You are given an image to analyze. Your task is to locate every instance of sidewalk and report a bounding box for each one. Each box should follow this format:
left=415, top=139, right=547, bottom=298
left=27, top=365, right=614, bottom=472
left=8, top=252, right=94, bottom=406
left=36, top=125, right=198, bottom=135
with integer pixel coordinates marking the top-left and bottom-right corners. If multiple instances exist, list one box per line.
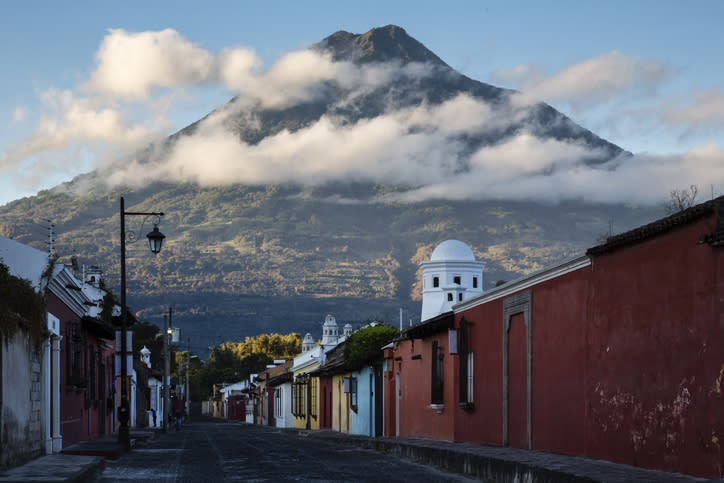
left=292, top=429, right=716, bottom=482
left=0, top=430, right=158, bottom=483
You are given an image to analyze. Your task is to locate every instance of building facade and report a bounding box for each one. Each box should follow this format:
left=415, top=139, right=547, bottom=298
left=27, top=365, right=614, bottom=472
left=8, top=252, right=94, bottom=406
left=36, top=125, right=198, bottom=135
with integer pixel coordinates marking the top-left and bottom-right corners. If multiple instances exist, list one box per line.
left=388, top=201, right=724, bottom=478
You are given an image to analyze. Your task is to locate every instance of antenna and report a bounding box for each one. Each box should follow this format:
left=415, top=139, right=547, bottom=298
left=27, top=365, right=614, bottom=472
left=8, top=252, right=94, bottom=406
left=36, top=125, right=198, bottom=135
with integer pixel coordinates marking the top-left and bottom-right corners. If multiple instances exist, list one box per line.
left=46, top=220, right=56, bottom=259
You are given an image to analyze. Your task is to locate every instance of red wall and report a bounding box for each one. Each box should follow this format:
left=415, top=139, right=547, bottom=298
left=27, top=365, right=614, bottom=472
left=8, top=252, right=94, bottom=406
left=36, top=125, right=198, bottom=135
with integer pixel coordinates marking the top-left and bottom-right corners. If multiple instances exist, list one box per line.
left=394, top=334, right=455, bottom=440
left=319, top=376, right=333, bottom=429
left=448, top=214, right=723, bottom=478
left=383, top=350, right=396, bottom=437
left=454, top=300, right=504, bottom=445
left=529, top=269, right=588, bottom=454
left=584, top=217, right=724, bottom=477
left=226, top=398, right=246, bottom=420
left=453, top=267, right=589, bottom=454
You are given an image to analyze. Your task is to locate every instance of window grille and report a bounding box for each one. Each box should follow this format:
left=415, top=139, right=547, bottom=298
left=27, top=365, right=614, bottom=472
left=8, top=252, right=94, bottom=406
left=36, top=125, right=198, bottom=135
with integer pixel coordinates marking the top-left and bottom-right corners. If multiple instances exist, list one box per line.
left=350, top=377, right=358, bottom=411
left=311, top=378, right=317, bottom=418
left=458, top=317, right=474, bottom=410
left=431, top=341, right=444, bottom=404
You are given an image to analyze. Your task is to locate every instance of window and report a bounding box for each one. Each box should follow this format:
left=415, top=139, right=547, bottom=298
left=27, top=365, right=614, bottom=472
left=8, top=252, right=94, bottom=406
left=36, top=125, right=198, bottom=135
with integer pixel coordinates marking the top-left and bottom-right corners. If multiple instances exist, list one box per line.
left=473, top=277, right=478, bottom=288
left=458, top=293, right=463, bottom=302
left=431, top=341, right=444, bottom=404
left=88, top=346, right=96, bottom=403
left=467, top=353, right=474, bottom=404
left=274, top=388, right=282, bottom=418
left=454, top=276, right=461, bottom=285
left=458, top=317, right=474, bottom=410
left=447, top=293, right=453, bottom=302
left=350, top=377, right=358, bottom=411
left=293, top=378, right=307, bottom=417
left=311, top=378, right=317, bottom=418
left=433, top=276, right=439, bottom=288
left=66, top=322, right=84, bottom=390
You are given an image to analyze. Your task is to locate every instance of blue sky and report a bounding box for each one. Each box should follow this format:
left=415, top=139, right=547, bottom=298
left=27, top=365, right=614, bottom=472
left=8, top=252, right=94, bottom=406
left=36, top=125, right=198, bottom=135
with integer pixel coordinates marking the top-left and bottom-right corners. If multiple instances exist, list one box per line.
left=1, top=1, right=723, bottom=206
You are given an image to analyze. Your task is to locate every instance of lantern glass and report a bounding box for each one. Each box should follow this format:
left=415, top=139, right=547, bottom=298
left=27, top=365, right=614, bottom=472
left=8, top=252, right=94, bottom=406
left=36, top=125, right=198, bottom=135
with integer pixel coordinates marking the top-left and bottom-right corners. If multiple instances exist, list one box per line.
left=146, top=225, right=165, bottom=254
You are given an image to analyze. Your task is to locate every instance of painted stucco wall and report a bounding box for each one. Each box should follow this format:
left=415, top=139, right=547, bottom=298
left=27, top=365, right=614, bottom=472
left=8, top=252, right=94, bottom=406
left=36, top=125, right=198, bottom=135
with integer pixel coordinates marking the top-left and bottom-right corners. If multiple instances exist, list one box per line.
left=318, top=376, right=333, bottom=429
left=331, top=374, right=351, bottom=433
left=585, top=216, right=724, bottom=478
left=0, top=332, right=45, bottom=470
left=292, top=364, right=320, bottom=430
left=350, top=366, right=374, bottom=437
left=449, top=213, right=723, bottom=478
left=47, top=292, right=115, bottom=447
left=273, top=383, right=294, bottom=428
left=393, top=334, right=455, bottom=440
left=453, top=299, right=504, bottom=446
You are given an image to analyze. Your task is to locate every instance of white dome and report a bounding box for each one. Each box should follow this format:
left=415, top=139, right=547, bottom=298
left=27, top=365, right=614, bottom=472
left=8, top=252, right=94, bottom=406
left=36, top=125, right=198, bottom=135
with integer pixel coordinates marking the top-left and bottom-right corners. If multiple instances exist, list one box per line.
left=430, top=240, right=475, bottom=261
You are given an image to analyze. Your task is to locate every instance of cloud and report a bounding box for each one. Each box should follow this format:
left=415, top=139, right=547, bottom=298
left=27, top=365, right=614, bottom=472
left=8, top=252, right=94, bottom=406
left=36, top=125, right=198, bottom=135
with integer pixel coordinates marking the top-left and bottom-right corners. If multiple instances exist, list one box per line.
left=393, top=142, right=724, bottom=205
left=6, top=28, right=723, bottom=208
left=12, top=105, right=29, bottom=123
left=84, top=28, right=215, bottom=100
left=100, top=86, right=724, bottom=208
left=218, top=47, right=438, bottom=109
left=492, top=51, right=670, bottom=110
left=663, top=87, right=724, bottom=128
left=0, top=88, right=169, bottom=188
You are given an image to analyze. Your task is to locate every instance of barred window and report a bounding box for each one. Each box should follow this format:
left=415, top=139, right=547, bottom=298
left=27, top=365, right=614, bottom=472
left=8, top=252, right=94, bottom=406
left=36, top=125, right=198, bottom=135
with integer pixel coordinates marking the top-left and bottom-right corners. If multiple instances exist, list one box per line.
left=350, top=377, right=358, bottom=411
left=275, top=388, right=282, bottom=418
left=467, top=352, right=474, bottom=403
left=458, top=317, right=474, bottom=409
left=431, top=340, right=444, bottom=404
left=311, top=378, right=317, bottom=418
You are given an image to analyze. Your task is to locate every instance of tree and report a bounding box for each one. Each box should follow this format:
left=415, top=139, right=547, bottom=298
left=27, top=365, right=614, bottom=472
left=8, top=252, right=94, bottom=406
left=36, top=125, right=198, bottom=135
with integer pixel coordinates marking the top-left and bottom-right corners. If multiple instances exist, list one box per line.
left=666, top=185, right=698, bottom=214
left=344, top=324, right=399, bottom=371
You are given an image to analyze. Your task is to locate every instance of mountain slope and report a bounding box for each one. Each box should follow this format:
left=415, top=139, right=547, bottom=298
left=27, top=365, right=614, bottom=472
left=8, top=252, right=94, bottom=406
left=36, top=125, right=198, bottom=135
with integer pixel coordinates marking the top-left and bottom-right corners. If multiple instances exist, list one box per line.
left=0, top=26, right=661, bottom=356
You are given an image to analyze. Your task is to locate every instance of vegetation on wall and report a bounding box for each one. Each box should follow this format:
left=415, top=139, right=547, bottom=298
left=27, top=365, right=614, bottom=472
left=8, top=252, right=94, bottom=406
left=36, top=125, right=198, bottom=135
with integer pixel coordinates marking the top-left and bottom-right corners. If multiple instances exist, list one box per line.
left=0, top=262, right=48, bottom=351
left=344, top=324, right=399, bottom=370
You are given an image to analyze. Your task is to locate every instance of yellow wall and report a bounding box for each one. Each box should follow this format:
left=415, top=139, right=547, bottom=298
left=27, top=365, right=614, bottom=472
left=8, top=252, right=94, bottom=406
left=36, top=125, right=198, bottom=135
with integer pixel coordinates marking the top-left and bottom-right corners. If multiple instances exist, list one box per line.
left=332, top=373, right=351, bottom=433
left=293, top=363, right=320, bottom=429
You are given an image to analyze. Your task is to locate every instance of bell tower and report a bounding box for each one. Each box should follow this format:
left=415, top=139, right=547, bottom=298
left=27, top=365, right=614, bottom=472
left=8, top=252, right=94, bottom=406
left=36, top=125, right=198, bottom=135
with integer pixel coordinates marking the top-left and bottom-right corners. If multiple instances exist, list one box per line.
left=420, top=240, right=485, bottom=322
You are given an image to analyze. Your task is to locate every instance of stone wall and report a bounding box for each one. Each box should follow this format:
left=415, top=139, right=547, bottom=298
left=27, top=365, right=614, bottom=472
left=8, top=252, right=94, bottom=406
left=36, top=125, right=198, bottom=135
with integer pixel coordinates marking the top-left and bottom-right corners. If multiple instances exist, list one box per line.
left=0, top=331, right=45, bottom=470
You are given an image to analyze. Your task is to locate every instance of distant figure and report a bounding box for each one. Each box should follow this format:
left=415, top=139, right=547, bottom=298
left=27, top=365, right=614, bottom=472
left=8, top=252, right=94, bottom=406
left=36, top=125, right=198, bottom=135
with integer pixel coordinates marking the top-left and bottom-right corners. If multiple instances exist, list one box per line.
left=172, top=397, right=183, bottom=431
left=118, top=397, right=130, bottom=427
left=151, top=408, right=157, bottom=427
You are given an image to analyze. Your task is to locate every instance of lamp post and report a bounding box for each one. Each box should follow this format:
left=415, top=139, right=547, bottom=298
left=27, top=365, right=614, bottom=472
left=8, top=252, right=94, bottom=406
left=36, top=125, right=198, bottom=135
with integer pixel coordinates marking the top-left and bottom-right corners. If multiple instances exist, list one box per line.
left=162, top=313, right=168, bottom=433
left=119, top=196, right=165, bottom=451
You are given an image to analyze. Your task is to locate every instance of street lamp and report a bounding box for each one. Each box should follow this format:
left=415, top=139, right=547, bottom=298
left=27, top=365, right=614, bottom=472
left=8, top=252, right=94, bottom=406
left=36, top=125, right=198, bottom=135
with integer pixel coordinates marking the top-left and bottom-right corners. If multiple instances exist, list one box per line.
left=119, top=196, right=165, bottom=451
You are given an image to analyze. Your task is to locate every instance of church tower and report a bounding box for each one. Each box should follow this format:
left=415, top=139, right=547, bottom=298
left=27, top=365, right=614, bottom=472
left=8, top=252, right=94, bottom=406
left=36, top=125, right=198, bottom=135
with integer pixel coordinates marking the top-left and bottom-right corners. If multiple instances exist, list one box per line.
left=302, top=333, right=315, bottom=352
left=321, top=314, right=339, bottom=347
left=420, top=240, right=485, bottom=322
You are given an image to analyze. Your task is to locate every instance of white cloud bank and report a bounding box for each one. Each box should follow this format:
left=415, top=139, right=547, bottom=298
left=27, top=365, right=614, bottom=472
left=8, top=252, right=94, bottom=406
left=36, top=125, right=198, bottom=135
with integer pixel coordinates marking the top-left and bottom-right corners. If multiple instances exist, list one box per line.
left=3, top=28, right=723, bottom=206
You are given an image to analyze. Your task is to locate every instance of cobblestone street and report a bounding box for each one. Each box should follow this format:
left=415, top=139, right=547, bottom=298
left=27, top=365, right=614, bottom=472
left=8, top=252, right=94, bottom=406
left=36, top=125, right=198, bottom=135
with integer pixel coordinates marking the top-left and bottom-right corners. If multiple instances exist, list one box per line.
left=96, top=419, right=475, bottom=482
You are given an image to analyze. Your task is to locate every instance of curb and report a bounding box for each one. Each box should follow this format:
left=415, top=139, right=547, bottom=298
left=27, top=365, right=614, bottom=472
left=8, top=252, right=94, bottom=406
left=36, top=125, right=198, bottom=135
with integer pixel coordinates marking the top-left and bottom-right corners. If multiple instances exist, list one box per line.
left=297, top=431, right=707, bottom=483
